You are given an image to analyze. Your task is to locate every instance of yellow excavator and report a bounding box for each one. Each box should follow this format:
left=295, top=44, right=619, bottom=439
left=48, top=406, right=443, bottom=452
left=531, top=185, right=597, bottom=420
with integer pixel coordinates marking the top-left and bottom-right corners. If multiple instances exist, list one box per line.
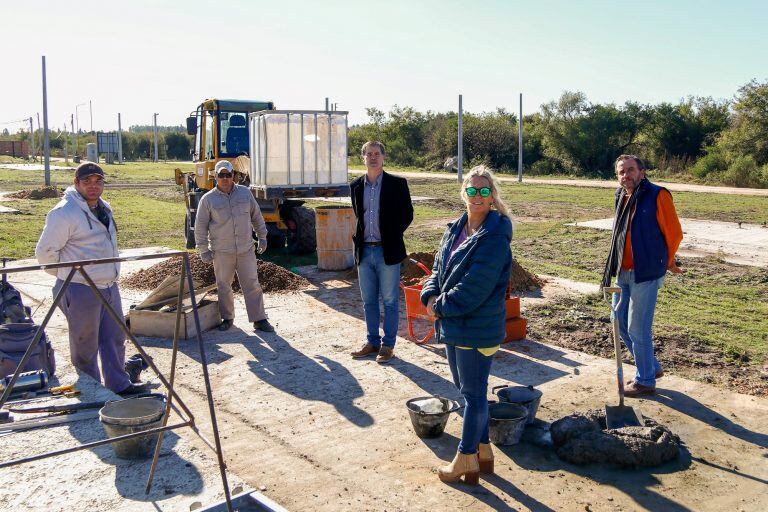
left=175, top=99, right=349, bottom=253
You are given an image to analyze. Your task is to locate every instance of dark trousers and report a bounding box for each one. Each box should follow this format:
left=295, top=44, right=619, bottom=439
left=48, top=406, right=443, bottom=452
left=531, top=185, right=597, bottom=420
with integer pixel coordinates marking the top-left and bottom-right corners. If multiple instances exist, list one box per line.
left=446, top=345, right=493, bottom=454
left=54, top=280, right=131, bottom=393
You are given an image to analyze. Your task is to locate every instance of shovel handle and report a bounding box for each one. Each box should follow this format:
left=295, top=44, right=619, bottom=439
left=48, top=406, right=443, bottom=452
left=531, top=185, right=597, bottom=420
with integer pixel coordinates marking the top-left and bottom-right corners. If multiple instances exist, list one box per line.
left=603, top=287, right=625, bottom=407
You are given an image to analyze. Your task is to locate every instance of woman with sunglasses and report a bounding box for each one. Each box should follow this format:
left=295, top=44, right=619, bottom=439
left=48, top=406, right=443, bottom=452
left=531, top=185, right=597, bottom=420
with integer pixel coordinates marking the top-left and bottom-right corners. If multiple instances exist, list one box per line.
left=420, top=165, right=512, bottom=485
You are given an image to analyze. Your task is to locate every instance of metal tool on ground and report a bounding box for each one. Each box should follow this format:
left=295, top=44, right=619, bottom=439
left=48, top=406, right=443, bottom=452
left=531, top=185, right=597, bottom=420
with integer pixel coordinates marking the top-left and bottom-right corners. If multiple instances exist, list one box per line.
left=603, top=286, right=644, bottom=429
left=1, top=369, right=48, bottom=395
left=8, top=393, right=165, bottom=414
left=0, top=409, right=99, bottom=434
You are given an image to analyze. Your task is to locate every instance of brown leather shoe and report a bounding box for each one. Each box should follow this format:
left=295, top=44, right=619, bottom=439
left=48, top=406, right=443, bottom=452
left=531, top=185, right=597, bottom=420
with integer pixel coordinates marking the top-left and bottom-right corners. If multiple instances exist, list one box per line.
left=627, top=369, right=664, bottom=385
left=376, top=346, right=394, bottom=364
left=624, top=380, right=656, bottom=397
left=351, top=343, right=379, bottom=359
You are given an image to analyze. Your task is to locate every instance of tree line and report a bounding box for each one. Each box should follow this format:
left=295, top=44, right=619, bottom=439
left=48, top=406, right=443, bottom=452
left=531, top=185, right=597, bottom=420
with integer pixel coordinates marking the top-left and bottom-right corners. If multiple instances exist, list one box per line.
left=349, top=79, right=768, bottom=188
left=13, top=127, right=193, bottom=161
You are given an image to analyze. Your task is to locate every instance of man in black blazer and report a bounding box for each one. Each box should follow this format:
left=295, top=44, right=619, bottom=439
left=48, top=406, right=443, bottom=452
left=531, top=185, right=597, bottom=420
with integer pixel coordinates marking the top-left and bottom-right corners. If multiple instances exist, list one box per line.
left=350, top=141, right=414, bottom=363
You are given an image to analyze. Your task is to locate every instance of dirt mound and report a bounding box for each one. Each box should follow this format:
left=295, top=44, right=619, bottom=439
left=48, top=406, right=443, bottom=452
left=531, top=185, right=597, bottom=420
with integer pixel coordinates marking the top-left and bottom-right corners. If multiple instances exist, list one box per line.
left=7, top=186, right=62, bottom=200
left=402, top=251, right=544, bottom=292
left=550, top=409, right=681, bottom=467
left=509, top=258, right=545, bottom=292
left=401, top=252, right=436, bottom=286
left=121, top=253, right=309, bottom=294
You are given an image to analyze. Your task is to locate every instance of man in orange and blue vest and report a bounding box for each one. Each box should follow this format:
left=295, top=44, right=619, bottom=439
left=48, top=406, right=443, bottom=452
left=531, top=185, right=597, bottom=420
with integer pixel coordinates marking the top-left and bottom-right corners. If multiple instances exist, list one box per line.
left=602, top=155, right=683, bottom=397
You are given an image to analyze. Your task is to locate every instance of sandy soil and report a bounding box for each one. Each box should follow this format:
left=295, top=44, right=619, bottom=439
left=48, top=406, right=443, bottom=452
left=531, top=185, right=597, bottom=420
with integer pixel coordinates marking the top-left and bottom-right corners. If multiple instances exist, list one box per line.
left=4, top=251, right=767, bottom=511
left=572, top=218, right=768, bottom=267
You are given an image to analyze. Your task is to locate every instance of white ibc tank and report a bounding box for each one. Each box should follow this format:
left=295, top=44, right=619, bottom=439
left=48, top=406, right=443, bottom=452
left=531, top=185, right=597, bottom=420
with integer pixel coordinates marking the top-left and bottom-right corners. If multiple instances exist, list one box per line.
left=250, top=111, right=347, bottom=187
left=85, top=143, right=98, bottom=163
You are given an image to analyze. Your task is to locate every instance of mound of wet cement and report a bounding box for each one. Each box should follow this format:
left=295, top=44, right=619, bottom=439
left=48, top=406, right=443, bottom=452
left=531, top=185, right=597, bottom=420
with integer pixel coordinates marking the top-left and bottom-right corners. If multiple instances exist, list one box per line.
left=550, top=409, right=681, bottom=467
left=121, top=253, right=309, bottom=294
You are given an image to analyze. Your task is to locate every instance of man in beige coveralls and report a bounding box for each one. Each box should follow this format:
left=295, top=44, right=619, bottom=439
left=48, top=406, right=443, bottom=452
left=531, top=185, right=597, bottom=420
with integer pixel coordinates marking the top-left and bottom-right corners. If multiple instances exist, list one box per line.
left=194, top=161, right=275, bottom=333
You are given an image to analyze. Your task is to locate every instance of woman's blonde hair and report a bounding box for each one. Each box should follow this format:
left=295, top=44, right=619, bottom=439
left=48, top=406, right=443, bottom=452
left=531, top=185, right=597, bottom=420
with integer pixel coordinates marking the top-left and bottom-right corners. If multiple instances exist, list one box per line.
left=460, top=165, right=510, bottom=218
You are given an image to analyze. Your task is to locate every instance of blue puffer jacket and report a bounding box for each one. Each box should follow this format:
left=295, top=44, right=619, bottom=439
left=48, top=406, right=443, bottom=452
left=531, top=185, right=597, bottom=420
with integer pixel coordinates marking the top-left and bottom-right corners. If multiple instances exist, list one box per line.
left=420, top=211, right=512, bottom=348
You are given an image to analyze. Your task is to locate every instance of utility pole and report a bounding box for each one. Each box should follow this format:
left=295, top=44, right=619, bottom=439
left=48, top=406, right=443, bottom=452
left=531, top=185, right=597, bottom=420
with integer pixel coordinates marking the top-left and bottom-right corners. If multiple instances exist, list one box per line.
left=518, top=93, right=523, bottom=182
left=457, top=94, right=463, bottom=183
left=28, top=117, right=34, bottom=160
left=70, top=114, right=75, bottom=158
left=117, top=113, right=123, bottom=164
left=325, top=97, right=329, bottom=111
left=63, top=123, right=69, bottom=164
left=89, top=100, right=93, bottom=132
left=75, top=103, right=85, bottom=158
left=153, top=113, right=159, bottom=163
left=41, top=56, right=51, bottom=186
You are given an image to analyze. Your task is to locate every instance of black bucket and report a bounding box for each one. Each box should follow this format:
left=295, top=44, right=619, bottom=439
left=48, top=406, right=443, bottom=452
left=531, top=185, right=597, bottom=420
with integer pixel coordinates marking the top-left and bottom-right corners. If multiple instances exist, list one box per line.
left=492, top=384, right=542, bottom=424
left=406, top=396, right=461, bottom=438
left=488, top=402, right=529, bottom=445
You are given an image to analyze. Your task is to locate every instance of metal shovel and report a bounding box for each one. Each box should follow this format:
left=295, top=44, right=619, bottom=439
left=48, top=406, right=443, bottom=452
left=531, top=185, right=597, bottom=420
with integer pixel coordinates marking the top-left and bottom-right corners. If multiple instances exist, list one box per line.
left=603, top=286, right=644, bottom=429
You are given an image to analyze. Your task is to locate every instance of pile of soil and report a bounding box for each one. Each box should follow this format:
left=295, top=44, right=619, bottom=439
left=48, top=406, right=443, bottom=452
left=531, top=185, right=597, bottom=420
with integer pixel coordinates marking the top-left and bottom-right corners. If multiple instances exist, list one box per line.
left=121, top=253, right=309, bottom=294
left=7, top=186, right=62, bottom=200
left=509, top=258, right=545, bottom=292
left=401, top=252, right=436, bottom=286
left=401, top=251, right=545, bottom=292
left=550, top=409, right=681, bottom=467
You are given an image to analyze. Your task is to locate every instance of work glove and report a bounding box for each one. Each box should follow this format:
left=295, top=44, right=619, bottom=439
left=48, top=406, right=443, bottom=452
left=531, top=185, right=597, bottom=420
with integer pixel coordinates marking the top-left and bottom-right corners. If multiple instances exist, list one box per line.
left=199, top=250, right=214, bottom=263
left=257, top=238, right=267, bottom=255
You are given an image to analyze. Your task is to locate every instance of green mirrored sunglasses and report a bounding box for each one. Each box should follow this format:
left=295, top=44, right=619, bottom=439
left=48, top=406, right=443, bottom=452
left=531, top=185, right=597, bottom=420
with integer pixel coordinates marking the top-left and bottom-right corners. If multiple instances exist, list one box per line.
left=465, top=186, right=491, bottom=198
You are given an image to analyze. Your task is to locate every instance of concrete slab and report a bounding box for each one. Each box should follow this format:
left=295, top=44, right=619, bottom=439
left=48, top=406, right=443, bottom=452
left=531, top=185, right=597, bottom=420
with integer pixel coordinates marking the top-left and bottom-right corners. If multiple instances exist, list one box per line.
left=572, top=217, right=768, bottom=267
left=7, top=252, right=767, bottom=511
left=0, top=247, right=245, bottom=511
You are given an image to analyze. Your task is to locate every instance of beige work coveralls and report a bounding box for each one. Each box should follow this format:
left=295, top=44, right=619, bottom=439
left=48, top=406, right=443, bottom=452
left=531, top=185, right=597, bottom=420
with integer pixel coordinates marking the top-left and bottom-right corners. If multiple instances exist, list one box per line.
left=194, top=184, right=269, bottom=322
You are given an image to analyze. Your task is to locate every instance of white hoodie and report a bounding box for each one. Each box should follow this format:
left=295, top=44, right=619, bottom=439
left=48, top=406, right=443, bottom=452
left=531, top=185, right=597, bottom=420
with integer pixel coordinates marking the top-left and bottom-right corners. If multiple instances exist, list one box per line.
left=35, top=186, right=120, bottom=288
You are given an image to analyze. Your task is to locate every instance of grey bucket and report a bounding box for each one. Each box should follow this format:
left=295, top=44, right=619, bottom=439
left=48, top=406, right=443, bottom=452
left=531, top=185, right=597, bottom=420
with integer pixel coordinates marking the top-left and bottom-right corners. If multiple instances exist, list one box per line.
left=488, top=402, right=528, bottom=446
left=492, top=384, right=542, bottom=424
left=99, top=396, right=165, bottom=459
left=406, top=396, right=462, bottom=438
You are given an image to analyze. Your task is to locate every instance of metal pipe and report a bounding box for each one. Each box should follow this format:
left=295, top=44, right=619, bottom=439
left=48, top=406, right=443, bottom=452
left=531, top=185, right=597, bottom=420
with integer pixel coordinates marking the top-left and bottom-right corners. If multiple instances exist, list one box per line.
left=0, top=421, right=190, bottom=469
left=183, top=253, right=233, bottom=512
left=0, top=267, right=76, bottom=409
left=314, top=113, right=318, bottom=184
left=518, top=93, right=523, bottom=182
left=0, top=251, right=187, bottom=276
left=41, top=56, right=50, bottom=186
left=76, top=267, right=197, bottom=424
left=146, top=260, right=187, bottom=493
left=300, top=114, right=305, bottom=184
left=286, top=113, right=291, bottom=185
left=327, top=113, right=332, bottom=183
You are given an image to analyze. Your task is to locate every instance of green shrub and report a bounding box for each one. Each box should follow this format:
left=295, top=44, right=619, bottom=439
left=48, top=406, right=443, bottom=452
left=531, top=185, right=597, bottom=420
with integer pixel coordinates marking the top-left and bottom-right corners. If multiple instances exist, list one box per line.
left=691, top=147, right=728, bottom=178
left=720, top=155, right=768, bottom=188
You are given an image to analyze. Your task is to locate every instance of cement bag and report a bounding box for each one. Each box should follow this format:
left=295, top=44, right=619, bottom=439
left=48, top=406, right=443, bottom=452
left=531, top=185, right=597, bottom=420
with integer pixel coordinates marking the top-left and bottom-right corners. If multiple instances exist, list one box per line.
left=0, top=322, right=56, bottom=378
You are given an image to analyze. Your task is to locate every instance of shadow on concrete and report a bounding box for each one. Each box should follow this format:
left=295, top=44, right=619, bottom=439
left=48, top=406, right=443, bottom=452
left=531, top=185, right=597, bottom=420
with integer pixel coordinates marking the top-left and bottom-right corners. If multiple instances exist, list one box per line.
left=243, top=333, right=374, bottom=428
left=506, top=440, right=694, bottom=511
left=66, top=374, right=204, bottom=501
left=649, top=388, right=768, bottom=449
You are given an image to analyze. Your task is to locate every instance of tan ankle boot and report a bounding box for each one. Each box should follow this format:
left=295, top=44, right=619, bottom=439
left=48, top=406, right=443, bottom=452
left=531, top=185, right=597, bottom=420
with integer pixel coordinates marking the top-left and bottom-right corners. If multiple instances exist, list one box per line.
left=438, top=451, right=480, bottom=484
left=478, top=443, right=494, bottom=474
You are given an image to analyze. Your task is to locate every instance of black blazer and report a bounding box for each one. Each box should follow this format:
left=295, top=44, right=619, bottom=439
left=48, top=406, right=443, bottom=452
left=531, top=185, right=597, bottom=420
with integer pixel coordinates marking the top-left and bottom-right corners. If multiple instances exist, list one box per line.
left=350, top=171, right=414, bottom=265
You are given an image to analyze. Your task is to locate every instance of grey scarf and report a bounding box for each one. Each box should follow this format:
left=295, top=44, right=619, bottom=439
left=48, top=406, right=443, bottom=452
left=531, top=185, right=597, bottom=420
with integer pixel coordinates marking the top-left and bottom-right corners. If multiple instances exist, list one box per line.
left=601, top=179, right=647, bottom=288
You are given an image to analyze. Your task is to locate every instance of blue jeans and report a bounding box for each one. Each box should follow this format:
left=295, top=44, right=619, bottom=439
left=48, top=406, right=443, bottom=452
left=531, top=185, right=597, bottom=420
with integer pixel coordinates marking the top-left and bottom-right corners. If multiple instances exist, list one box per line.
left=446, top=345, right=493, bottom=454
left=357, top=246, right=401, bottom=347
left=613, top=269, right=665, bottom=387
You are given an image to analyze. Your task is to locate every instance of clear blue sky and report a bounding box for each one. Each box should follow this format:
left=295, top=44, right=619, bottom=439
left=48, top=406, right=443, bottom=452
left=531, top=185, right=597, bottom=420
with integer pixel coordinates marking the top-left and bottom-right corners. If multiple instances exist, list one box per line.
left=2, top=0, right=766, bottom=132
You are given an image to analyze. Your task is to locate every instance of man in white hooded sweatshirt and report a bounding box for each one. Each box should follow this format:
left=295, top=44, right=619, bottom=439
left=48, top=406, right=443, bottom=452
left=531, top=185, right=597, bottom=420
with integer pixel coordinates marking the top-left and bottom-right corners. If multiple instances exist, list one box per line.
left=36, top=162, right=141, bottom=395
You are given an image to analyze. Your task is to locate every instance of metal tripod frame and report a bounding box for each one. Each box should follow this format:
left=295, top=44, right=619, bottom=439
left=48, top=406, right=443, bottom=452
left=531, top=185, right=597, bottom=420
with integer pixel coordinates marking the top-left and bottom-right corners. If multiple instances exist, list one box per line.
left=0, top=251, right=233, bottom=512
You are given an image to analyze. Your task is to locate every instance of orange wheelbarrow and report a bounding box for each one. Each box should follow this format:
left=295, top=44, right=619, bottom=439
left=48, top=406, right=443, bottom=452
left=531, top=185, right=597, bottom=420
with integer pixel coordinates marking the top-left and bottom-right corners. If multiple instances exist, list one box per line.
left=400, top=259, right=436, bottom=344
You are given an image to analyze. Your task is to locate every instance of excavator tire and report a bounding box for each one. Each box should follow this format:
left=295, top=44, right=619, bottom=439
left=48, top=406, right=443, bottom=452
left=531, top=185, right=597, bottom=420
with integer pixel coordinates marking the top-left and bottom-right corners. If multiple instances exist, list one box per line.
left=287, top=206, right=316, bottom=254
